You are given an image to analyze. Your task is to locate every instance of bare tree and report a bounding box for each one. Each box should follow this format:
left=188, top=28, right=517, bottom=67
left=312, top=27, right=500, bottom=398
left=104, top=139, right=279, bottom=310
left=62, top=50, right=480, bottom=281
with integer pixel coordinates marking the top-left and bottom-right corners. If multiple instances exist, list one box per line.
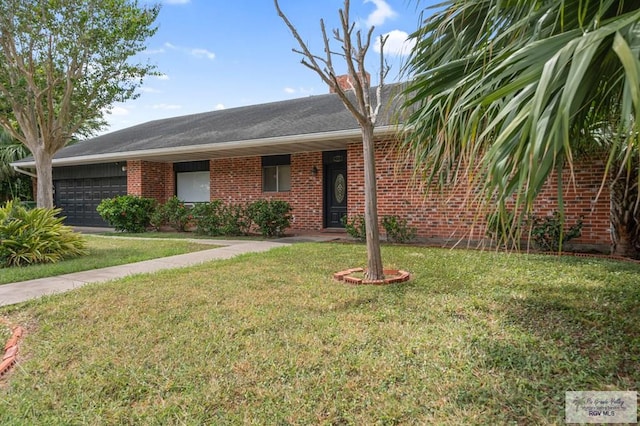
left=275, top=0, right=389, bottom=281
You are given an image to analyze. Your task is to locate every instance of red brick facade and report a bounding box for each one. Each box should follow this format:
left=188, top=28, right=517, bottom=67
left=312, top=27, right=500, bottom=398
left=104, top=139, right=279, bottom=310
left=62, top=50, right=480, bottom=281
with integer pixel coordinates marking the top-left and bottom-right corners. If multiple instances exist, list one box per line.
left=127, top=160, right=174, bottom=203
left=126, top=140, right=612, bottom=251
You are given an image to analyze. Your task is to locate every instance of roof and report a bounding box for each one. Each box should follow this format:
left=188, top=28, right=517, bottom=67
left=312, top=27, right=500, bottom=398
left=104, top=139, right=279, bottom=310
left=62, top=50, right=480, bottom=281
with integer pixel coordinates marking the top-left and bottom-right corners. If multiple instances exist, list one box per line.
left=14, top=84, right=404, bottom=167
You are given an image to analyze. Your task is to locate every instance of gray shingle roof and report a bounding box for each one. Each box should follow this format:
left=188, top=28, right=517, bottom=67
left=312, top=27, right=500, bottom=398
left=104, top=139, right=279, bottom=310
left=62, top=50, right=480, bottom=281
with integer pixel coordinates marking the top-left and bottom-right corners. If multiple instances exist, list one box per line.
left=34, top=83, right=403, bottom=165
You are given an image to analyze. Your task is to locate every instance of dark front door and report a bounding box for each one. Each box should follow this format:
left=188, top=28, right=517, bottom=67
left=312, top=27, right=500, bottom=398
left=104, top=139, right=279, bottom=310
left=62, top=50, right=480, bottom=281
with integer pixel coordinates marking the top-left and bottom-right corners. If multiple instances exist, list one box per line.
left=324, top=150, right=347, bottom=228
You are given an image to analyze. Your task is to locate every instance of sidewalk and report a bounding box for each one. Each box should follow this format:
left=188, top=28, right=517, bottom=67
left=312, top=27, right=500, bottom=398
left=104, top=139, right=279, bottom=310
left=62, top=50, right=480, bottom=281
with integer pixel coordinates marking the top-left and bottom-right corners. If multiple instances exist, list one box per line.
left=0, top=239, right=294, bottom=307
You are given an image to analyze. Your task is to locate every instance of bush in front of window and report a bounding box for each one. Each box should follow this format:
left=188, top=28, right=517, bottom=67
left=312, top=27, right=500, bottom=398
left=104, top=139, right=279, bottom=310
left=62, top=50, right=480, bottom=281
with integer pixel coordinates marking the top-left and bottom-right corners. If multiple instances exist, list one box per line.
left=247, top=200, right=292, bottom=237
left=97, top=195, right=157, bottom=233
left=151, top=196, right=192, bottom=232
left=191, top=200, right=251, bottom=237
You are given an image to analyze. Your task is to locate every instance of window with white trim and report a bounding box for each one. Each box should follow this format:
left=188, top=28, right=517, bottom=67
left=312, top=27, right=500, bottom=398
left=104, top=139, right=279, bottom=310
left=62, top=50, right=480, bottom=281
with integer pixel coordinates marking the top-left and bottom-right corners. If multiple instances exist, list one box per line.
left=174, top=161, right=210, bottom=203
left=262, top=155, right=291, bottom=192
left=176, top=171, right=210, bottom=202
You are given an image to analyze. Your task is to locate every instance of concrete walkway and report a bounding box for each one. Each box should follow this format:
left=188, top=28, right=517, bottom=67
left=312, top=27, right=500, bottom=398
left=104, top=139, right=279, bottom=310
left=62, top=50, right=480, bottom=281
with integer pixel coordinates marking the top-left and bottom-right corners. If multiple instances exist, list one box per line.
left=0, top=235, right=336, bottom=307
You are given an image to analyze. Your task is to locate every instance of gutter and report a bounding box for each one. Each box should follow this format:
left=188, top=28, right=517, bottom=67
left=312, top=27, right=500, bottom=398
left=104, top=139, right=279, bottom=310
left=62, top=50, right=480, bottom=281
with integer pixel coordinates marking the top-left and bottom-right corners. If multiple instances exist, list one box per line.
left=11, top=125, right=403, bottom=168
left=11, top=165, right=37, bottom=178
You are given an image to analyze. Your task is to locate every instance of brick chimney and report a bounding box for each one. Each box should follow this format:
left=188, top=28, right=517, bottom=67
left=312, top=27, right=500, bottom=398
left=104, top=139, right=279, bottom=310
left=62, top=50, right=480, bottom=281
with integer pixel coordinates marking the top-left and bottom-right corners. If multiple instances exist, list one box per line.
left=330, top=73, right=371, bottom=93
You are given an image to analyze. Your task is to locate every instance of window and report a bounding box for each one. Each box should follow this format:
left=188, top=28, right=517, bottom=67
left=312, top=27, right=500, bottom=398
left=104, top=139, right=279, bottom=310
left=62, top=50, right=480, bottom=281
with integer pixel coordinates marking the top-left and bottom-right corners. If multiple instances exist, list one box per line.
left=262, top=155, right=291, bottom=192
left=174, top=161, right=210, bottom=203
left=176, top=171, right=210, bottom=202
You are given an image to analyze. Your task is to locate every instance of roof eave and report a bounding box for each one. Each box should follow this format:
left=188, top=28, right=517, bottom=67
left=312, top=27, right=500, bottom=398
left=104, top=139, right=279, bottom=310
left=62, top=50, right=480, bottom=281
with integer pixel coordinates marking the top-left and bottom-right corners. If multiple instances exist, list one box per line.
left=12, top=125, right=402, bottom=168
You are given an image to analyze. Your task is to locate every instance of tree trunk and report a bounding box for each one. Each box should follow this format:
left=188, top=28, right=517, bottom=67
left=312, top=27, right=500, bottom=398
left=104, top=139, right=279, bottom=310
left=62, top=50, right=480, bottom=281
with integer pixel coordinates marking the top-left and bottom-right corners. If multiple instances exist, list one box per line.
left=33, top=146, right=54, bottom=208
left=610, top=160, right=640, bottom=259
left=362, top=123, right=384, bottom=281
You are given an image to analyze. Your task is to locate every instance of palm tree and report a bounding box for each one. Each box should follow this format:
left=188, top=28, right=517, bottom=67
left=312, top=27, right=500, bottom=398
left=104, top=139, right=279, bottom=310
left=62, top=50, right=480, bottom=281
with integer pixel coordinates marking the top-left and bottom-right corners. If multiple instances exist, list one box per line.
left=401, top=0, right=640, bottom=258
left=0, top=129, right=32, bottom=202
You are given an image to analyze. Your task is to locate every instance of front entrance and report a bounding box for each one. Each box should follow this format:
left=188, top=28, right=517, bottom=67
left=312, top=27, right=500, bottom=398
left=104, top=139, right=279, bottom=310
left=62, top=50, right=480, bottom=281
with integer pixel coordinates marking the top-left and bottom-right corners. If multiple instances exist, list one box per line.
left=323, top=150, right=347, bottom=228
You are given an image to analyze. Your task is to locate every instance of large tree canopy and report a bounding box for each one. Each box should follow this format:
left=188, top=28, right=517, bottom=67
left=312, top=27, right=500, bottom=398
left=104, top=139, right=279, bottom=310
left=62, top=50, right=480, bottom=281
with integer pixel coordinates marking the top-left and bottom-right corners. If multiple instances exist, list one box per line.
left=0, top=0, right=159, bottom=208
left=402, top=0, right=640, bottom=257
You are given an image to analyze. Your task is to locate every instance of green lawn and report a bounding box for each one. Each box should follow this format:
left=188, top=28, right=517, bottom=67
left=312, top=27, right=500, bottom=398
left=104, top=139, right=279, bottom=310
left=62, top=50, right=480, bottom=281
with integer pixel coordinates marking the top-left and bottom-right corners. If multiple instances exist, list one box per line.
left=0, top=243, right=638, bottom=424
left=0, top=235, right=215, bottom=284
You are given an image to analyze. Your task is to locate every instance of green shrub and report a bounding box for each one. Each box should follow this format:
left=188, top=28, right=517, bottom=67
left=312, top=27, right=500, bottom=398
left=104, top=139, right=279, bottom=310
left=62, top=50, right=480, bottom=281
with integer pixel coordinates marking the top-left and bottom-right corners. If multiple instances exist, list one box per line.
left=151, top=196, right=192, bottom=232
left=382, top=215, right=417, bottom=243
left=191, top=201, right=251, bottom=236
left=342, top=214, right=366, bottom=241
left=0, top=200, right=87, bottom=267
left=218, top=203, right=252, bottom=236
left=247, top=200, right=292, bottom=237
left=191, top=200, right=224, bottom=236
left=97, top=195, right=157, bottom=233
left=530, top=211, right=583, bottom=252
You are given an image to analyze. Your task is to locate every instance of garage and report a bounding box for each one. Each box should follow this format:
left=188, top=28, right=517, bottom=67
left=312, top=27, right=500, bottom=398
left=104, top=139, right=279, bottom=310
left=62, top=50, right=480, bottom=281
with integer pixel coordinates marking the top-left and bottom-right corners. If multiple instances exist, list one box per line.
left=53, top=163, right=127, bottom=226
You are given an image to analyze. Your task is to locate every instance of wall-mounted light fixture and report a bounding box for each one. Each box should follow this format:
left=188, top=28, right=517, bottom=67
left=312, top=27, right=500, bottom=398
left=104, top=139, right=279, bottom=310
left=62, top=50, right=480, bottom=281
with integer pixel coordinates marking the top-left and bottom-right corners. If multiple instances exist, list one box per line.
left=121, top=166, right=127, bottom=172
left=312, top=165, right=318, bottom=176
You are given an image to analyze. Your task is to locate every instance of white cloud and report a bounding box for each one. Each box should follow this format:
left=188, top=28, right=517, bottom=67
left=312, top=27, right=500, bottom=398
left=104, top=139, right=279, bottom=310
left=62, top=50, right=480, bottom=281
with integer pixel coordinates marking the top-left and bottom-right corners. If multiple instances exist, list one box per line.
left=139, top=87, right=161, bottom=94
left=365, top=0, right=398, bottom=27
left=145, top=48, right=165, bottom=55
left=283, top=87, right=315, bottom=96
left=164, top=42, right=215, bottom=60
left=191, top=48, right=215, bottom=60
left=214, top=104, right=225, bottom=110
left=156, top=74, right=170, bottom=81
left=375, top=30, right=415, bottom=56
left=152, top=103, right=182, bottom=110
left=110, top=106, right=130, bottom=116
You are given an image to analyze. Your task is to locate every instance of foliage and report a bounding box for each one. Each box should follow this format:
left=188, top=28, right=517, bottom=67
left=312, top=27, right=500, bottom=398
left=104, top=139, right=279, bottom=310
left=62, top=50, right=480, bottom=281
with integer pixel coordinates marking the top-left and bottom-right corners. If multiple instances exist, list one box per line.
left=0, top=129, right=32, bottom=202
left=0, top=244, right=638, bottom=423
left=0, top=0, right=160, bottom=207
left=151, top=196, right=192, bottom=232
left=0, top=200, right=86, bottom=267
left=342, top=214, right=366, bottom=241
left=191, top=201, right=251, bottom=237
left=247, top=200, right=292, bottom=237
left=486, top=209, right=519, bottom=249
left=97, top=195, right=157, bottom=233
left=401, top=0, right=640, bottom=257
left=530, top=211, right=584, bottom=252
left=381, top=215, right=417, bottom=243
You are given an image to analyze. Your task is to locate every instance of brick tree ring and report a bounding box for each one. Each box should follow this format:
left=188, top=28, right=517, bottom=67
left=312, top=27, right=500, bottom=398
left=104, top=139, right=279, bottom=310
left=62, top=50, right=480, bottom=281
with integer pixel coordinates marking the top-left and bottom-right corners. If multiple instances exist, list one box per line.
left=0, top=322, right=24, bottom=379
left=333, top=268, right=411, bottom=285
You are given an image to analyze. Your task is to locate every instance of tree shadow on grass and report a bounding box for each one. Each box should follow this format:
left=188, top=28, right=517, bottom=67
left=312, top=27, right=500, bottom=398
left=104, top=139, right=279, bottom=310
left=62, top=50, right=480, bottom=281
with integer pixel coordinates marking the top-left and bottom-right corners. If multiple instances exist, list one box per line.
left=452, top=257, right=640, bottom=423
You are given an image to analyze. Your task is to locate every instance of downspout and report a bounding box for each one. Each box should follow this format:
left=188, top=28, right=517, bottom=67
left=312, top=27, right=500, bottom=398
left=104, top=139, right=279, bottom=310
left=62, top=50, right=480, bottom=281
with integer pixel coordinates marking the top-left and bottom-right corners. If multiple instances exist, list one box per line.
left=11, top=165, right=37, bottom=178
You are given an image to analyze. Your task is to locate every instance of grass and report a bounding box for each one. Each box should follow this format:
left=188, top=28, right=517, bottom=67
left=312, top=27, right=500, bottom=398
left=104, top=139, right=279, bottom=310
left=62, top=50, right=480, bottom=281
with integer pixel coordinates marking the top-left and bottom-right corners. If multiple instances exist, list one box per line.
left=0, top=243, right=638, bottom=424
left=0, top=235, right=215, bottom=285
left=98, top=231, right=258, bottom=240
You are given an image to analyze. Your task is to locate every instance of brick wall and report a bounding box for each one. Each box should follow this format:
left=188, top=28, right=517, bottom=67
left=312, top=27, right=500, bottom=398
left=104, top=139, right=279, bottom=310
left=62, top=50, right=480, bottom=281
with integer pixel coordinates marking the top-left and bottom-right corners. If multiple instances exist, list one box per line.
left=347, top=141, right=611, bottom=249
left=126, top=160, right=173, bottom=203
left=210, top=152, right=324, bottom=231
left=128, top=143, right=612, bottom=250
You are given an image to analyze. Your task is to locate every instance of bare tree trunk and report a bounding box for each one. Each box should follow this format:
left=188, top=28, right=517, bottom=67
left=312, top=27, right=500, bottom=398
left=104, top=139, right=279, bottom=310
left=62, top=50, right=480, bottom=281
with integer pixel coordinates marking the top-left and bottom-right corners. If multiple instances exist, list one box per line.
left=610, top=160, right=640, bottom=259
left=33, top=146, right=54, bottom=208
left=362, top=123, right=384, bottom=280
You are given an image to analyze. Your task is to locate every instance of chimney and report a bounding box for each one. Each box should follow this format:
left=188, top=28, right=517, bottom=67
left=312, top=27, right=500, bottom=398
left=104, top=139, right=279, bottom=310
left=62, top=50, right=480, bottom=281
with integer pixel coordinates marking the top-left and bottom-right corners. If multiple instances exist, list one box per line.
left=330, top=73, right=371, bottom=93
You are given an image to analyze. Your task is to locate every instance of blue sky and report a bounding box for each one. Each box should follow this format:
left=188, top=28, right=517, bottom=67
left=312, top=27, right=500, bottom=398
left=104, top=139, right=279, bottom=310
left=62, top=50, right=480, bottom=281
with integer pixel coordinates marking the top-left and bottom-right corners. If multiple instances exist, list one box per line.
left=103, top=0, right=434, bottom=134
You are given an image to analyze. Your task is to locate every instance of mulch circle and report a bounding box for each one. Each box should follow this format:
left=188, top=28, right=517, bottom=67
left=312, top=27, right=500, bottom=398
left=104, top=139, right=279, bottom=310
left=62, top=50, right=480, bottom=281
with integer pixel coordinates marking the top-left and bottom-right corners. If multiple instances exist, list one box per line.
left=333, top=268, right=411, bottom=285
